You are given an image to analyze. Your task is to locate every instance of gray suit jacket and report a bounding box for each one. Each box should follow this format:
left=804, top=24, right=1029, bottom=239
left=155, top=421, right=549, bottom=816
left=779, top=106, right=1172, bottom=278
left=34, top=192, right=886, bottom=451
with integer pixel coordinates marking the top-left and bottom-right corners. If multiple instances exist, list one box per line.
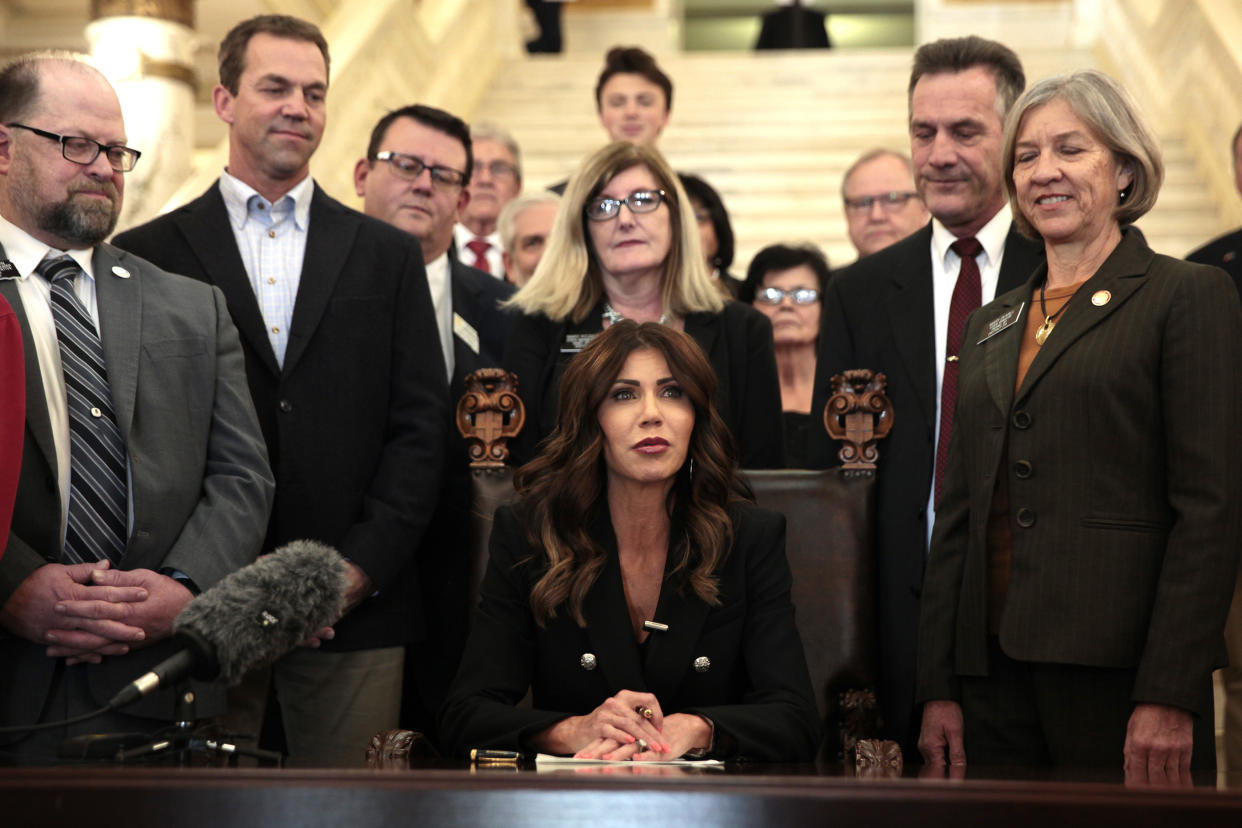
left=917, top=231, right=1242, bottom=716
left=0, top=242, right=273, bottom=725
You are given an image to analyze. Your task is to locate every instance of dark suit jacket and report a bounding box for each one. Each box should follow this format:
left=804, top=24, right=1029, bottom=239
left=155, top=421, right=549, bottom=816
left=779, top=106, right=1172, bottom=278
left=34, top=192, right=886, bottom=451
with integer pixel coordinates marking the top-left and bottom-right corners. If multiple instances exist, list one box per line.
left=113, top=183, right=448, bottom=651
left=0, top=295, right=21, bottom=555
left=916, top=231, right=1242, bottom=718
left=1187, top=227, right=1242, bottom=299
left=408, top=258, right=515, bottom=735
left=502, top=300, right=785, bottom=468
left=805, top=221, right=1043, bottom=751
left=438, top=501, right=821, bottom=761
left=0, top=243, right=273, bottom=725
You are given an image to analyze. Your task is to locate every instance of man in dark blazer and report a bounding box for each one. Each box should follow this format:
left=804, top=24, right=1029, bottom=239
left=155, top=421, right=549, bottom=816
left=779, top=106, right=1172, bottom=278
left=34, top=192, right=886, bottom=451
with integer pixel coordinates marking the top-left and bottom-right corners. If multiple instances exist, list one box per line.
left=0, top=54, right=272, bottom=760
left=1187, top=120, right=1242, bottom=299
left=806, top=36, right=1042, bottom=759
left=1188, top=118, right=1242, bottom=775
left=112, top=15, right=447, bottom=767
left=353, top=103, right=514, bottom=741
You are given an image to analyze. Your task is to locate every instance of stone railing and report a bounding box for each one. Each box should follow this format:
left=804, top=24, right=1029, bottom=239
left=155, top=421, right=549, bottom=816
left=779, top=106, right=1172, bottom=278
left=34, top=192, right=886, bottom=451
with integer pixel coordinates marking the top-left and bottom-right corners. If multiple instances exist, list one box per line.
left=1090, top=0, right=1242, bottom=228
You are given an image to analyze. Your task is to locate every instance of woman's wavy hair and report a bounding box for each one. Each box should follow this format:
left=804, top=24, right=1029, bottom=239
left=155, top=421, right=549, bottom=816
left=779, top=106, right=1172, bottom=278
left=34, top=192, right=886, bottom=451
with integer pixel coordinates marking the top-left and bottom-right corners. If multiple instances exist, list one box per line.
left=515, top=321, right=751, bottom=627
left=508, top=142, right=725, bottom=324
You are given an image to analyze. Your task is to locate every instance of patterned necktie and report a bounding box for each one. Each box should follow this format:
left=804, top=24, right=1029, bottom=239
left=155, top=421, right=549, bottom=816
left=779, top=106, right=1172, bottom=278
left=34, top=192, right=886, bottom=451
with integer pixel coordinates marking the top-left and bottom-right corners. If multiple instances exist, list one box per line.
left=38, top=254, right=128, bottom=564
left=465, top=239, right=491, bottom=274
left=934, top=236, right=983, bottom=507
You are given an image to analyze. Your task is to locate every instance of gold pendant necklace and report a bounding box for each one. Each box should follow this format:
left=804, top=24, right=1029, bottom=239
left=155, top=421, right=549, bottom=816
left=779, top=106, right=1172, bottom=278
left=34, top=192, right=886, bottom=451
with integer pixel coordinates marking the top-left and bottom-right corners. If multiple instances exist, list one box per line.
left=1035, top=316, right=1055, bottom=345
left=1035, top=281, right=1070, bottom=346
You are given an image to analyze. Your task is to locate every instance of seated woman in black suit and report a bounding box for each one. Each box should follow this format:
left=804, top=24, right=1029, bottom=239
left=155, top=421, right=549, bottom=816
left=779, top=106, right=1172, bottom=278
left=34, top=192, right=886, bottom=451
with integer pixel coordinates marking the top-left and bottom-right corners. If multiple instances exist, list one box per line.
left=503, top=142, right=784, bottom=469
left=441, top=321, right=820, bottom=761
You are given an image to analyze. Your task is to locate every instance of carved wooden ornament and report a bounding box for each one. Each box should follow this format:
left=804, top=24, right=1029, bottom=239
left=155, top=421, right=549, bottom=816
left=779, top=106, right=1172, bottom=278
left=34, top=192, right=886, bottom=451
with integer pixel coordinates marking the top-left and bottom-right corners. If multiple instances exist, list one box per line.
left=824, top=369, right=893, bottom=469
left=457, top=368, right=526, bottom=468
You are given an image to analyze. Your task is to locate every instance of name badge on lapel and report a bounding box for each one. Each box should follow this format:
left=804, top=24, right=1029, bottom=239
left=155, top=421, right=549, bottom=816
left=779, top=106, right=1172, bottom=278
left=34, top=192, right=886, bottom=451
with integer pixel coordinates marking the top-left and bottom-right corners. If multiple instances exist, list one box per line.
left=561, top=332, right=595, bottom=354
left=0, top=259, right=17, bottom=280
left=453, top=312, right=480, bottom=355
left=977, top=301, right=1025, bottom=345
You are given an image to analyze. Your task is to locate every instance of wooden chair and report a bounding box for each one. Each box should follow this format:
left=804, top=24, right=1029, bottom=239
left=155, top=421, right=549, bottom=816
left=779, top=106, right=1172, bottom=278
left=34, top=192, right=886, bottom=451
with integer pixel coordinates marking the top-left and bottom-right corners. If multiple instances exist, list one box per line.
left=744, top=369, right=892, bottom=762
left=369, top=367, right=892, bottom=768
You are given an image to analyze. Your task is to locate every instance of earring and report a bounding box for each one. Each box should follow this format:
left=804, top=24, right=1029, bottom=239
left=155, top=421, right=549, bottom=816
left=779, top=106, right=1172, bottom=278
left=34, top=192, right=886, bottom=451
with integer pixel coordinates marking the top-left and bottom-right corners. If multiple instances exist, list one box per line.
left=688, top=458, right=695, bottom=480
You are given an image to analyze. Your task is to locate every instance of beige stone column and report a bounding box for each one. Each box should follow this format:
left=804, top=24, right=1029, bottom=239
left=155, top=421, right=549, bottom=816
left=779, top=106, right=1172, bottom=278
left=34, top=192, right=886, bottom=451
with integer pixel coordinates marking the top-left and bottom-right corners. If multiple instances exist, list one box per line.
left=87, top=1, right=196, bottom=230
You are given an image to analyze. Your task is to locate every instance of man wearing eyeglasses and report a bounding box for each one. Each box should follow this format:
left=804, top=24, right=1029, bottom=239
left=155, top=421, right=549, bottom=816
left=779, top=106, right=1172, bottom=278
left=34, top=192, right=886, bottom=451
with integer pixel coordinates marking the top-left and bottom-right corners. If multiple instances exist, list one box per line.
left=0, top=53, right=273, bottom=759
left=353, top=103, right=513, bottom=745
left=841, top=148, right=929, bottom=259
left=113, top=15, right=448, bottom=767
left=807, top=36, right=1043, bottom=763
left=454, top=123, right=523, bottom=279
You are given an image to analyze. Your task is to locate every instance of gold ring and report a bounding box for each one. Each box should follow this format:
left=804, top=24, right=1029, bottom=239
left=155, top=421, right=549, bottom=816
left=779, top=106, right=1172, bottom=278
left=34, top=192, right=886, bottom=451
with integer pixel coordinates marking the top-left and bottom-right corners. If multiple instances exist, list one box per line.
left=635, top=705, right=654, bottom=720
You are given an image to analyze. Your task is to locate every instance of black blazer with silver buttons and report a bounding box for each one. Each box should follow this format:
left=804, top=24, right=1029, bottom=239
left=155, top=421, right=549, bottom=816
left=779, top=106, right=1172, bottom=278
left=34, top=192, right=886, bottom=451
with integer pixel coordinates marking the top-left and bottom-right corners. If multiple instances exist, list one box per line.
left=916, top=230, right=1242, bottom=717
left=439, top=500, right=821, bottom=760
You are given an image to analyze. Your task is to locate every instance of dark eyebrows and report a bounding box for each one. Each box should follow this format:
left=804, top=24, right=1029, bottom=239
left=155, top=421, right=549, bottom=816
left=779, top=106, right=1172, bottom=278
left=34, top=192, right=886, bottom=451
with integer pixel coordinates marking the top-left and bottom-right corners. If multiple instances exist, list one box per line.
left=611, top=376, right=676, bottom=387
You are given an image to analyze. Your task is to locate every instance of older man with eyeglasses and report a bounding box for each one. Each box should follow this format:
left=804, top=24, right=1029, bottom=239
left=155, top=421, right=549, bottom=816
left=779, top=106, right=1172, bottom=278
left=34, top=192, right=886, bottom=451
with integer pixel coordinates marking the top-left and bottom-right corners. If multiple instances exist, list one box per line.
left=455, top=123, right=523, bottom=279
left=840, top=148, right=929, bottom=259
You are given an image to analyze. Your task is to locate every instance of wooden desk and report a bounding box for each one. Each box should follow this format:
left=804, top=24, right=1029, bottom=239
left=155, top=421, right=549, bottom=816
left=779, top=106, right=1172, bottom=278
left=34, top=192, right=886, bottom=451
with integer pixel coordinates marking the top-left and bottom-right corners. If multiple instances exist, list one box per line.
left=3, top=764, right=1242, bottom=827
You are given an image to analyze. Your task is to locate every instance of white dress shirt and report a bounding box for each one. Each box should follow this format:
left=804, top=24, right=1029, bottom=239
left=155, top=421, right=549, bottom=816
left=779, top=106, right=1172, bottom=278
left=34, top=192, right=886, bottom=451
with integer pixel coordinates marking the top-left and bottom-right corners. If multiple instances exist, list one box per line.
left=925, top=204, right=1015, bottom=550
left=453, top=223, right=504, bottom=278
left=424, top=251, right=455, bottom=380
left=219, top=170, right=313, bottom=368
left=0, top=213, right=109, bottom=539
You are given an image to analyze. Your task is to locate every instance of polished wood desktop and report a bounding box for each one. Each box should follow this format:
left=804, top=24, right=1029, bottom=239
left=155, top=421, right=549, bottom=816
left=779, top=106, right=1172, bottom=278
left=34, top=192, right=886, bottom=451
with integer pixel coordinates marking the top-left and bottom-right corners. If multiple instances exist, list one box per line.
left=3, top=761, right=1242, bottom=828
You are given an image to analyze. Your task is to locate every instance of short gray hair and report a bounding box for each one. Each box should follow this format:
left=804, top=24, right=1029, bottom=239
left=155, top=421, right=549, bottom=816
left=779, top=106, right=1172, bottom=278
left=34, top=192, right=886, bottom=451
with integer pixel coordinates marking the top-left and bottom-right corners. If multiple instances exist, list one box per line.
left=471, top=121, right=522, bottom=184
left=1003, top=69, right=1163, bottom=240
left=498, top=190, right=560, bottom=255
left=840, top=147, right=916, bottom=201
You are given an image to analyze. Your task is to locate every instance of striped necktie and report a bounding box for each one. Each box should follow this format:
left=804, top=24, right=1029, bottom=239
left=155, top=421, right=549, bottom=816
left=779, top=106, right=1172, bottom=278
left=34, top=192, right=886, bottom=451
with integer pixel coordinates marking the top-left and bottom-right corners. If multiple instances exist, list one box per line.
left=37, top=253, right=128, bottom=564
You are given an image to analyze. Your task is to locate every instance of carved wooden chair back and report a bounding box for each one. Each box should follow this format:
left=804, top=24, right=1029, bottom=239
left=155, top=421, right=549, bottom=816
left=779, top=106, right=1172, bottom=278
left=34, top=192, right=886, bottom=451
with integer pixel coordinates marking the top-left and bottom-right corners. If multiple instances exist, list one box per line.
left=744, top=369, right=892, bottom=761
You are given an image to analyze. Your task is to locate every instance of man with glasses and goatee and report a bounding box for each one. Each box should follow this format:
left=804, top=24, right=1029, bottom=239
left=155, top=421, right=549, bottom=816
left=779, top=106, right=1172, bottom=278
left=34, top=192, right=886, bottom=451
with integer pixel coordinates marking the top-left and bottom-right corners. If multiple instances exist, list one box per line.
left=113, top=15, right=448, bottom=767
left=0, top=52, right=273, bottom=762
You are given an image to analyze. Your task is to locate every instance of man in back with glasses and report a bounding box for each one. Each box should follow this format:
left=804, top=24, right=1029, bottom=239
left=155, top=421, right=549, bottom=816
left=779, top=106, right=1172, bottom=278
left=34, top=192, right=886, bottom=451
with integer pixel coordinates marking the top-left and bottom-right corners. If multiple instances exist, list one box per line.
left=113, top=15, right=448, bottom=767
left=353, top=104, right=513, bottom=745
left=840, top=148, right=929, bottom=261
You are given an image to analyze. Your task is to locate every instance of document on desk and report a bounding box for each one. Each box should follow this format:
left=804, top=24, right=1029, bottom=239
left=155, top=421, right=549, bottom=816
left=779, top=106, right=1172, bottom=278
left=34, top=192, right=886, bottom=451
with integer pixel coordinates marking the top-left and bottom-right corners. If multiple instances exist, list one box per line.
left=534, top=753, right=725, bottom=769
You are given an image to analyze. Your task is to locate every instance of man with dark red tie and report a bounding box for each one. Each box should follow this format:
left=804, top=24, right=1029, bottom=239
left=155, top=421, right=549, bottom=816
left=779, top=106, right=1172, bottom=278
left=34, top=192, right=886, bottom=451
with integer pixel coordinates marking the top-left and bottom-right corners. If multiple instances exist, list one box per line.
left=806, top=36, right=1043, bottom=761
left=454, top=123, right=523, bottom=280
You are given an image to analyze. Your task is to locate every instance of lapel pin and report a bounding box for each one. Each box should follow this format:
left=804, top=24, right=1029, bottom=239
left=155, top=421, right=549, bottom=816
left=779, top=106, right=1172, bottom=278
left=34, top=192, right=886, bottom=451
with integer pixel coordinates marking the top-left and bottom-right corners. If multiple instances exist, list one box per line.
left=1091, top=290, right=1110, bottom=306
left=693, top=656, right=711, bottom=673
left=579, top=653, right=597, bottom=671
left=112, top=265, right=131, bottom=279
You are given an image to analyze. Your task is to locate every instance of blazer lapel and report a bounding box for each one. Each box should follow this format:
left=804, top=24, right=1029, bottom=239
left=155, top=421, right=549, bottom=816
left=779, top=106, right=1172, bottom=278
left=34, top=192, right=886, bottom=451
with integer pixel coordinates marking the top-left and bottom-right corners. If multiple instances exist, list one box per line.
left=978, top=282, right=1032, bottom=416
left=1016, top=232, right=1152, bottom=403
left=581, top=510, right=647, bottom=693
left=92, top=245, right=141, bottom=440
left=450, top=262, right=481, bottom=385
left=643, top=561, right=712, bottom=703
left=284, top=186, right=355, bottom=376
left=887, top=225, right=937, bottom=429
left=177, top=187, right=280, bottom=377
left=0, top=276, right=56, bottom=483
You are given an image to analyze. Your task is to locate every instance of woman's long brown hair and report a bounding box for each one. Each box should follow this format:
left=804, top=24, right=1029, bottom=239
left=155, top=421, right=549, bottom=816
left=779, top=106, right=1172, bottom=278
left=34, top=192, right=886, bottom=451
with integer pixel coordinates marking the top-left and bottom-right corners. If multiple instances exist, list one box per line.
left=514, top=321, right=751, bottom=627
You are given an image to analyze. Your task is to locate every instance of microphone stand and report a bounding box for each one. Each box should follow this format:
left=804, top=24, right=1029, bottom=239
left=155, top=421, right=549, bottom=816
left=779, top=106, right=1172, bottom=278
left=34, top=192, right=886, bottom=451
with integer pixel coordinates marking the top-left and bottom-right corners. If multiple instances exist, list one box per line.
left=107, top=682, right=282, bottom=767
